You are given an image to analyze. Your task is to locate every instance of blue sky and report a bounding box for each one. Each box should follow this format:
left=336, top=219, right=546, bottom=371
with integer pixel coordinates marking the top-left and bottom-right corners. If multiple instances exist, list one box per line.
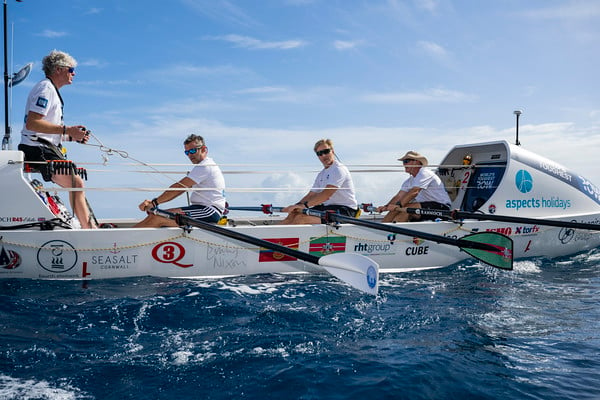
left=4, top=0, right=600, bottom=218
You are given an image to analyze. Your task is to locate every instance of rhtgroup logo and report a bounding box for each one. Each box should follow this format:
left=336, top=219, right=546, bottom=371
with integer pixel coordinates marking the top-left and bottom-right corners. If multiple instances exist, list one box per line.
left=515, top=170, right=533, bottom=193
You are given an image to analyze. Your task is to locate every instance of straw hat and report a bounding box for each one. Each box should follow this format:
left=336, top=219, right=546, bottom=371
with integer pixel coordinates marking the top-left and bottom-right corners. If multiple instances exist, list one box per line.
left=398, top=150, right=428, bottom=166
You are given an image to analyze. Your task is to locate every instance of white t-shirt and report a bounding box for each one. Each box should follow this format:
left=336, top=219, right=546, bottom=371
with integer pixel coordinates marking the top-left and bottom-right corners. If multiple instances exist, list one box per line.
left=401, top=167, right=451, bottom=206
left=20, top=79, right=63, bottom=146
left=311, top=160, right=357, bottom=208
left=187, top=157, right=227, bottom=211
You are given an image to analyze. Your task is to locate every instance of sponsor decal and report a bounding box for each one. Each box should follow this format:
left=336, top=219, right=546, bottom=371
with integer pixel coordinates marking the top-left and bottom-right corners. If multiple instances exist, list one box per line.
left=558, top=228, right=575, bottom=244
left=515, top=169, right=533, bottom=193
left=259, top=238, right=299, bottom=262
left=486, top=225, right=540, bottom=236
left=508, top=170, right=572, bottom=210
left=476, top=171, right=498, bottom=190
left=505, top=196, right=571, bottom=211
left=488, top=204, right=496, bottom=214
left=36, top=96, right=48, bottom=108
left=412, top=237, right=424, bottom=246
left=367, top=265, right=377, bottom=289
left=0, top=245, right=21, bottom=270
left=0, top=216, right=39, bottom=223
left=151, top=242, right=193, bottom=268
left=37, top=240, right=77, bottom=273
left=515, top=152, right=600, bottom=205
left=309, top=236, right=346, bottom=256
left=405, top=245, right=430, bottom=256
left=354, top=242, right=392, bottom=255
left=90, top=253, right=138, bottom=270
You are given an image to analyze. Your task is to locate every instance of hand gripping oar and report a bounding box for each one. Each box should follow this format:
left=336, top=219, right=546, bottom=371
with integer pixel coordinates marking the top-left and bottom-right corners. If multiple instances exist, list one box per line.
left=153, top=208, right=379, bottom=295
left=302, top=208, right=513, bottom=270
left=405, top=207, right=600, bottom=231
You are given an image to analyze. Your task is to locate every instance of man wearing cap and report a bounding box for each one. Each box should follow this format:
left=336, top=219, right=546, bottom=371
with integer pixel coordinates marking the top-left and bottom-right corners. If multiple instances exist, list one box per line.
left=377, top=150, right=452, bottom=222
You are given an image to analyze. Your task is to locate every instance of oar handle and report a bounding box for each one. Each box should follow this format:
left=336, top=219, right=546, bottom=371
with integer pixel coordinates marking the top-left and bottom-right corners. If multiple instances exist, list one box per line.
left=226, top=204, right=284, bottom=214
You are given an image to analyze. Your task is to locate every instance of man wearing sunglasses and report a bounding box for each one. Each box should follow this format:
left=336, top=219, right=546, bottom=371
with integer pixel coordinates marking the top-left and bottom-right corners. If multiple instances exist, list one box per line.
left=280, top=138, right=357, bottom=224
left=377, top=150, right=451, bottom=222
left=18, top=50, right=95, bottom=228
left=135, top=134, right=226, bottom=227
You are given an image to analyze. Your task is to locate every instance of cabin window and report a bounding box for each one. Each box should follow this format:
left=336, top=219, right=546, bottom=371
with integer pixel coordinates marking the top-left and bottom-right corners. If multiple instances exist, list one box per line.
left=461, top=163, right=506, bottom=211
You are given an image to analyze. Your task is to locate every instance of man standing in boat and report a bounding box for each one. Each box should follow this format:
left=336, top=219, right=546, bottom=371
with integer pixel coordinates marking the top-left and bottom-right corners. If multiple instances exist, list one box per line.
left=280, top=138, right=358, bottom=224
left=377, top=150, right=452, bottom=222
left=135, top=134, right=226, bottom=227
left=18, top=50, right=96, bottom=229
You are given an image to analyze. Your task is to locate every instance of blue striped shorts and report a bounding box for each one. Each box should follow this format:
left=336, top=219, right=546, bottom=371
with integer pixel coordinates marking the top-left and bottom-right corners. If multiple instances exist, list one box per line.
left=181, top=205, right=222, bottom=223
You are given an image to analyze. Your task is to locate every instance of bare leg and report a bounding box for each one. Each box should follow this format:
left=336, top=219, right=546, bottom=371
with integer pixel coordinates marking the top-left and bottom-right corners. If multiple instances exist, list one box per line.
left=134, top=208, right=182, bottom=228
left=279, top=210, right=321, bottom=225
left=382, top=202, right=421, bottom=223
left=52, top=174, right=97, bottom=229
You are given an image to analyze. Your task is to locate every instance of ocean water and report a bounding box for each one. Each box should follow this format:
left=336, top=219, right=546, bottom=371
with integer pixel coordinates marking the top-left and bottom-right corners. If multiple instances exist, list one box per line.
left=1, top=250, right=599, bottom=400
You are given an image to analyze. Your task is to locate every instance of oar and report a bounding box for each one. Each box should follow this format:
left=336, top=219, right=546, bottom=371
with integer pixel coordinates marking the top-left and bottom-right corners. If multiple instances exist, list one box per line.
left=405, top=208, right=600, bottom=231
left=302, top=208, right=513, bottom=270
left=152, top=208, right=379, bottom=295
left=227, top=205, right=281, bottom=214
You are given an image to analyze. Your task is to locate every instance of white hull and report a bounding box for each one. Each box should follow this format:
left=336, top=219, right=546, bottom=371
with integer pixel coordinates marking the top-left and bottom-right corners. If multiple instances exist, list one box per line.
left=2, top=140, right=599, bottom=281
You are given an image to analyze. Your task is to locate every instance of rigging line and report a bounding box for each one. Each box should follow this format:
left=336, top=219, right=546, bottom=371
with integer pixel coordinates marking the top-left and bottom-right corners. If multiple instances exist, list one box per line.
left=81, top=131, right=180, bottom=185
left=41, top=186, right=347, bottom=193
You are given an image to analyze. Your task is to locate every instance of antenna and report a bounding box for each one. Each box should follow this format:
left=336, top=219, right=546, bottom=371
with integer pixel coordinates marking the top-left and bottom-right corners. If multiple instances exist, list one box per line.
left=513, top=110, right=522, bottom=146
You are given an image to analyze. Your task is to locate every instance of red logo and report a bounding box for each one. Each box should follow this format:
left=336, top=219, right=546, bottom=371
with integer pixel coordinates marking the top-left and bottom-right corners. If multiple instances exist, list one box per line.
left=259, top=238, right=299, bottom=262
left=0, top=245, right=21, bottom=270
left=151, top=242, right=193, bottom=268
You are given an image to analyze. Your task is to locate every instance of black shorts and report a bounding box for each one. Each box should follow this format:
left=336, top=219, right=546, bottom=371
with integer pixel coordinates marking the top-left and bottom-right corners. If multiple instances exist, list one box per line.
left=415, top=202, right=451, bottom=221
left=18, top=143, right=65, bottom=182
left=311, top=204, right=357, bottom=223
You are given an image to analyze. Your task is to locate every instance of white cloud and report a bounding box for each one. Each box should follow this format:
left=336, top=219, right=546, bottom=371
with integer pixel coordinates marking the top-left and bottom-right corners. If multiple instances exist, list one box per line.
left=209, top=34, right=307, bottom=50
left=361, top=88, right=477, bottom=104
left=182, top=0, right=257, bottom=27
left=416, top=40, right=455, bottom=68
left=37, top=30, right=67, bottom=38
left=519, top=1, right=600, bottom=20
left=333, top=40, right=364, bottom=50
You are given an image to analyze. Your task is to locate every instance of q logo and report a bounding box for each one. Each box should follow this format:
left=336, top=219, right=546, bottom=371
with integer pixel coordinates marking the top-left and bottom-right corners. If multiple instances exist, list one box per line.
left=152, top=242, right=193, bottom=268
left=515, top=169, right=533, bottom=193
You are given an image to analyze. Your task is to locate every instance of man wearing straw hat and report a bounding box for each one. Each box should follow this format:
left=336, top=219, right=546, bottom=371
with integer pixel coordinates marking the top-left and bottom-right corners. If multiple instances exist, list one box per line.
left=376, top=150, right=451, bottom=222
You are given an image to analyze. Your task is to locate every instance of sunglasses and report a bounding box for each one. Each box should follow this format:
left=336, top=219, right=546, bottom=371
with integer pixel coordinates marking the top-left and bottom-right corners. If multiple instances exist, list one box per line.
left=184, top=146, right=203, bottom=155
left=315, top=148, right=332, bottom=157
left=65, top=66, right=75, bottom=73
left=402, top=158, right=415, bottom=164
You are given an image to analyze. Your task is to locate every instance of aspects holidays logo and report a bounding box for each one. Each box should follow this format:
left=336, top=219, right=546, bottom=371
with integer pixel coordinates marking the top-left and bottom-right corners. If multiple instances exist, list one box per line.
left=507, top=169, right=571, bottom=211
left=515, top=169, right=533, bottom=193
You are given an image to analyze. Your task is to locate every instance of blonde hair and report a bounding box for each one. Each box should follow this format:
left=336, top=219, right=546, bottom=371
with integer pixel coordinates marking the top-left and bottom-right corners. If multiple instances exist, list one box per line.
left=42, top=50, right=77, bottom=77
left=314, top=138, right=333, bottom=152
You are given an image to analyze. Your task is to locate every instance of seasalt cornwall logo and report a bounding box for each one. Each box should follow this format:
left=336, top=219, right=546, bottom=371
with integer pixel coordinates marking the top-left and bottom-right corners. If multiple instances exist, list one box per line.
left=0, top=245, right=21, bottom=270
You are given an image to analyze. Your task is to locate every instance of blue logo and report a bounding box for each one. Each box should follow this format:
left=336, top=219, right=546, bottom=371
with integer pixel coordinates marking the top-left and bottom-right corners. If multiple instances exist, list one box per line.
left=366, top=265, right=377, bottom=289
left=515, top=170, right=533, bottom=193
left=36, top=97, right=48, bottom=108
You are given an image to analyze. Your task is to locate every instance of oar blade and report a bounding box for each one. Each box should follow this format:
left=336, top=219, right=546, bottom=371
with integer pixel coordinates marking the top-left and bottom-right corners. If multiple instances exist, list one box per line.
left=318, top=253, right=380, bottom=296
left=460, top=232, right=514, bottom=270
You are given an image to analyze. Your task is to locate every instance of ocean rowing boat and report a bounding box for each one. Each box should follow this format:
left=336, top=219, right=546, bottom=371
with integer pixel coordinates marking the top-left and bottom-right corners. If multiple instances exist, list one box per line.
left=1, top=140, right=599, bottom=293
